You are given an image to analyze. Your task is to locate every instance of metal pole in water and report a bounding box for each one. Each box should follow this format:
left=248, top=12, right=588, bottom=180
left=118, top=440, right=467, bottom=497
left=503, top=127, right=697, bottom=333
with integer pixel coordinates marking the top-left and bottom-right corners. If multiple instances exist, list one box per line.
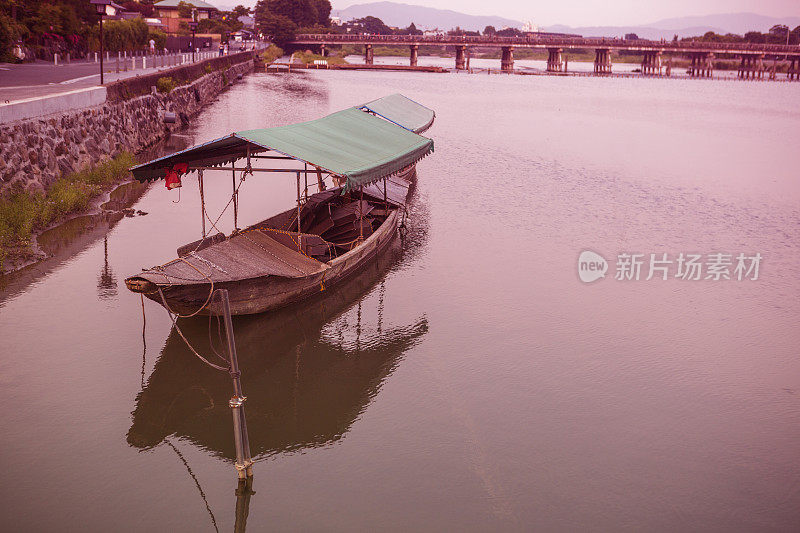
left=198, top=169, right=206, bottom=239
left=232, top=166, right=238, bottom=230
left=234, top=476, right=255, bottom=533
left=296, top=171, right=302, bottom=251
left=219, top=289, right=253, bottom=479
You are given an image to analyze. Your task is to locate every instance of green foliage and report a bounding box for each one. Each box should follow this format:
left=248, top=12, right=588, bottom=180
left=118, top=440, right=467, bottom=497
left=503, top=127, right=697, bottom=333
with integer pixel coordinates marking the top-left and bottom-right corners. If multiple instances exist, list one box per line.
left=255, top=7, right=297, bottom=48
left=101, top=18, right=149, bottom=52
left=403, top=22, right=422, bottom=36
left=232, top=5, right=251, bottom=18
left=254, top=0, right=331, bottom=46
left=295, top=50, right=343, bottom=64
left=30, top=3, right=81, bottom=36
left=350, top=15, right=392, bottom=35
left=156, top=76, right=177, bottom=94
left=0, top=12, right=26, bottom=61
left=149, top=28, right=167, bottom=50
left=198, top=15, right=243, bottom=35
left=0, top=152, right=136, bottom=261
left=686, top=28, right=800, bottom=45
left=259, top=44, right=283, bottom=63
left=177, top=1, right=193, bottom=18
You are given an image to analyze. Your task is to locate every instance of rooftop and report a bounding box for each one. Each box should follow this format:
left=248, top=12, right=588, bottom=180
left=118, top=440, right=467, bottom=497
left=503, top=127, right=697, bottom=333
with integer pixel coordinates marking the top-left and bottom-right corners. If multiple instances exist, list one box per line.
left=153, top=0, right=217, bottom=10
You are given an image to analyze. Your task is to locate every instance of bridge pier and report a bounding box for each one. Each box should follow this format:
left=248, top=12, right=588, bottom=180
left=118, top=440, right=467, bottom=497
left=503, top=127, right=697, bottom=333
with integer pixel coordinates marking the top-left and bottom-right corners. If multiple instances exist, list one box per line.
left=320, top=44, right=326, bottom=57
left=641, top=51, right=662, bottom=75
left=501, top=46, right=514, bottom=72
left=364, top=44, right=373, bottom=65
left=409, top=44, right=418, bottom=67
left=789, top=56, right=799, bottom=80
left=688, top=52, right=713, bottom=77
left=702, top=52, right=713, bottom=77
left=594, top=49, right=611, bottom=74
left=455, top=45, right=467, bottom=70
left=738, top=53, right=764, bottom=80
left=546, top=48, right=563, bottom=72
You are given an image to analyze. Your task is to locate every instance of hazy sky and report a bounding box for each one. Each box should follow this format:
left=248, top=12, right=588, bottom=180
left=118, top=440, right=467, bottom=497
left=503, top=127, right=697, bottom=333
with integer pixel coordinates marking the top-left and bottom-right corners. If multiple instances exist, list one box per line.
left=233, top=0, right=800, bottom=26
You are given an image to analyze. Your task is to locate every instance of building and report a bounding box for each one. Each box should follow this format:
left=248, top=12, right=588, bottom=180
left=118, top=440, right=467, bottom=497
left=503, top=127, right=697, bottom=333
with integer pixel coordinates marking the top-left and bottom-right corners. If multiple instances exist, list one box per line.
left=153, top=0, right=218, bottom=34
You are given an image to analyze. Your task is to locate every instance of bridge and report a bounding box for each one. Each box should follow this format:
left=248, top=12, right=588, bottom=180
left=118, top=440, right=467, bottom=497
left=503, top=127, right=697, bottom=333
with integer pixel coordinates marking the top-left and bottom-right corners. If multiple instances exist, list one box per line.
left=292, top=34, right=800, bottom=80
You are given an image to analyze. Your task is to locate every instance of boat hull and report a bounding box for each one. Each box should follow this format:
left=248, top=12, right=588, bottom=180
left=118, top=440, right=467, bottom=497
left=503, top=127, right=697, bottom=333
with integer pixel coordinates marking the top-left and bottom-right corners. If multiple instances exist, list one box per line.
left=143, top=209, right=402, bottom=316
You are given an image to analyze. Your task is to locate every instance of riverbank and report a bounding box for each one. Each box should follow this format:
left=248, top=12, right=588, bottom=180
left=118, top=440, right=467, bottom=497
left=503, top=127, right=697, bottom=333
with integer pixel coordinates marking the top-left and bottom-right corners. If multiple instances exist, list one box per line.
left=0, top=51, right=255, bottom=273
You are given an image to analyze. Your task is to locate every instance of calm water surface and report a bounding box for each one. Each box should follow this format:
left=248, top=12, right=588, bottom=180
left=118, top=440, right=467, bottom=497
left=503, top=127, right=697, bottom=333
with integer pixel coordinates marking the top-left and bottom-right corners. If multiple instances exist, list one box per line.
left=1, top=70, right=799, bottom=531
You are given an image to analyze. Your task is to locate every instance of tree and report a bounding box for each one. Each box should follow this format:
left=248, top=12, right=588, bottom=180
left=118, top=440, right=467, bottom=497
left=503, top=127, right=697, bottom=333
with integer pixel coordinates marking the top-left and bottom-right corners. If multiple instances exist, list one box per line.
left=0, top=11, right=25, bottom=61
left=262, top=0, right=317, bottom=28
left=260, top=13, right=297, bottom=47
left=351, top=16, right=391, bottom=35
left=232, top=5, right=250, bottom=18
left=769, top=24, right=789, bottom=38
left=148, top=28, right=166, bottom=49
left=120, top=1, right=155, bottom=17
left=495, top=27, right=521, bottom=37
left=177, top=1, right=193, bottom=18
left=744, top=31, right=765, bottom=43
left=483, top=25, right=495, bottom=36
left=312, top=0, right=330, bottom=26
left=402, top=22, right=422, bottom=35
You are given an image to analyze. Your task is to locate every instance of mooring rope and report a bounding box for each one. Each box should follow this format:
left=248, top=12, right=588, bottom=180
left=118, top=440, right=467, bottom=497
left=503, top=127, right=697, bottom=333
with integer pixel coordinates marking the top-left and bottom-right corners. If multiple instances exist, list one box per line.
left=158, top=288, right=230, bottom=372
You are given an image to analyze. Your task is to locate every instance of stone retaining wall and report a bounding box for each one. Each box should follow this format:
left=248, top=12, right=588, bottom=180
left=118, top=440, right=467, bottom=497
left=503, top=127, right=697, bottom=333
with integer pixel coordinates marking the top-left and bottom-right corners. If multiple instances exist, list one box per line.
left=0, top=52, right=254, bottom=195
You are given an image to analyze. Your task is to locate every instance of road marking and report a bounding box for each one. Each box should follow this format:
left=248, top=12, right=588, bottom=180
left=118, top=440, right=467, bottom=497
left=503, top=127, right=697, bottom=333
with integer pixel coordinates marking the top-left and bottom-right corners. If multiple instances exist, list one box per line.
left=60, top=74, right=99, bottom=84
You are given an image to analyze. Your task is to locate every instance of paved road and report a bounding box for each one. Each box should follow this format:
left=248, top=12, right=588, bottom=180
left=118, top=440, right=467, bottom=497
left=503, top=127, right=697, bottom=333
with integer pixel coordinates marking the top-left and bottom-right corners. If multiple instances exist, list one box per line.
left=0, top=43, right=265, bottom=104
left=0, top=52, right=222, bottom=103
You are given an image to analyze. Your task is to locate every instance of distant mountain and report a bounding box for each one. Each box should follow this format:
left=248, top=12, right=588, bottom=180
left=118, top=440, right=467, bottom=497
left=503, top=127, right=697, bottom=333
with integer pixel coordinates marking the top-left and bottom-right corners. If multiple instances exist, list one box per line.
left=332, top=3, right=800, bottom=38
left=542, top=25, right=723, bottom=40
left=545, top=13, right=800, bottom=40
left=332, top=2, right=523, bottom=31
left=644, top=13, right=800, bottom=34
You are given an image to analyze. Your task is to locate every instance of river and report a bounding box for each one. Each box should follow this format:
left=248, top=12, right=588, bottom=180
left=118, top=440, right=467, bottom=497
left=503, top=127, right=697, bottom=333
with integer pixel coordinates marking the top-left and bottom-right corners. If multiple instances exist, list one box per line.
left=0, top=69, right=799, bottom=531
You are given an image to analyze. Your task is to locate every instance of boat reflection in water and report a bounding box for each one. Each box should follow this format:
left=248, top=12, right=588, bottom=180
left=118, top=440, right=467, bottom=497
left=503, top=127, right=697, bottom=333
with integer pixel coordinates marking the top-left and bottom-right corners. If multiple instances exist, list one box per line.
left=128, top=235, right=428, bottom=461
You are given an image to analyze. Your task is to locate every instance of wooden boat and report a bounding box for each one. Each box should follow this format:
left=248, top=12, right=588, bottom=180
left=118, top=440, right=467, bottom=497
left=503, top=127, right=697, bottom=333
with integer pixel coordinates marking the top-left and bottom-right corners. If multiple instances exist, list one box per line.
left=125, top=94, right=435, bottom=316
left=127, top=241, right=428, bottom=457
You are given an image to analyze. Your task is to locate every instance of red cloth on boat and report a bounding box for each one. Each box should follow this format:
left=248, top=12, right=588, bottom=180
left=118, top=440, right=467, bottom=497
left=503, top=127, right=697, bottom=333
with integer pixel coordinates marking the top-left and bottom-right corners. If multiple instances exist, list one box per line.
left=164, top=163, right=189, bottom=190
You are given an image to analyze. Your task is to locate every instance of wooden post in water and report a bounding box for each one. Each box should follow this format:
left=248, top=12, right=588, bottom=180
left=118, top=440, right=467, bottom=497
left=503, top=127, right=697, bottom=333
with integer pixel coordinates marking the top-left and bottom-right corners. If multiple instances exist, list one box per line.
left=220, top=289, right=253, bottom=479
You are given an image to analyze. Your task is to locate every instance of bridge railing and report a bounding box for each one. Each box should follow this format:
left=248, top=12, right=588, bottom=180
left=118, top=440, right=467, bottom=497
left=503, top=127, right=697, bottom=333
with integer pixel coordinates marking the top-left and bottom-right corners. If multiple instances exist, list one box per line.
left=293, top=33, right=800, bottom=54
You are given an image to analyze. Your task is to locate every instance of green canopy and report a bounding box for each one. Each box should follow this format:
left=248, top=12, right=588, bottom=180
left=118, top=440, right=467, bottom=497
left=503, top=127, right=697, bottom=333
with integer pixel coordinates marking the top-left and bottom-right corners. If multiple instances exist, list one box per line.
left=360, top=94, right=436, bottom=133
left=130, top=99, right=434, bottom=191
